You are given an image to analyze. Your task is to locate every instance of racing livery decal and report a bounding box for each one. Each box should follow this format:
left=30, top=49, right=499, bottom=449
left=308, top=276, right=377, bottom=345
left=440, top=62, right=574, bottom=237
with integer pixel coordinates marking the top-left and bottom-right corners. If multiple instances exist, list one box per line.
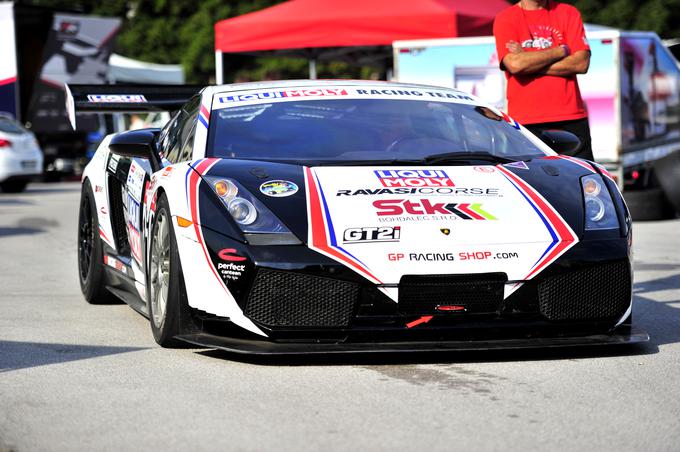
left=306, top=166, right=579, bottom=300
left=496, top=165, right=578, bottom=285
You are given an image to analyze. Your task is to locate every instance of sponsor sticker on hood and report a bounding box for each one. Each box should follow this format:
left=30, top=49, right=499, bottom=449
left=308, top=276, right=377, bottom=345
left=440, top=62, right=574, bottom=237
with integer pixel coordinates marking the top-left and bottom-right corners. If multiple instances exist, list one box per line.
left=304, top=166, right=578, bottom=300
left=260, top=180, right=298, bottom=197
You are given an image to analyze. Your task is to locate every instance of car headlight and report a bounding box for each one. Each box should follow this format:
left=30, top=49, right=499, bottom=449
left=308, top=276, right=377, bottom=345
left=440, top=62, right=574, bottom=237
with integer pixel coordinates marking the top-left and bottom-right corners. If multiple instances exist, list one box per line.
left=581, top=175, right=619, bottom=230
left=204, top=176, right=301, bottom=245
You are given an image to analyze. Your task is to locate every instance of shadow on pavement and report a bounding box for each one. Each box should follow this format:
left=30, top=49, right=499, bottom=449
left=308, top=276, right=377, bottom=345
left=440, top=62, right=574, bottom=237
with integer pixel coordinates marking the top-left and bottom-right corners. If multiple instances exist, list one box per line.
left=0, top=226, right=44, bottom=237
left=0, top=340, right=147, bottom=372
left=633, top=269, right=680, bottom=349
left=24, top=184, right=81, bottom=195
left=0, top=198, right=33, bottom=205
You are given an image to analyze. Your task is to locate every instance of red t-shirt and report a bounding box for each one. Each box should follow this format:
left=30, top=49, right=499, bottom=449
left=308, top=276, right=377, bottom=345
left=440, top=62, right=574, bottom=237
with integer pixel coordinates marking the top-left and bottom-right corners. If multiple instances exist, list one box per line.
left=493, top=2, right=590, bottom=124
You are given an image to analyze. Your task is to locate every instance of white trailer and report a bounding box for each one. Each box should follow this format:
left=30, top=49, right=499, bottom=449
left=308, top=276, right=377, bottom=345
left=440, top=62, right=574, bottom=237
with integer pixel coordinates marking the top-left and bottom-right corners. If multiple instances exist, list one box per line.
left=394, top=29, right=680, bottom=219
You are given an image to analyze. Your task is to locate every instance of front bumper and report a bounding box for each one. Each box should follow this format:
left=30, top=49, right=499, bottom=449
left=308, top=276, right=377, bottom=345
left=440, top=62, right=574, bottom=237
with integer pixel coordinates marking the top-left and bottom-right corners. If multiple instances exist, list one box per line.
left=177, top=326, right=649, bottom=355
left=196, top=226, right=637, bottom=349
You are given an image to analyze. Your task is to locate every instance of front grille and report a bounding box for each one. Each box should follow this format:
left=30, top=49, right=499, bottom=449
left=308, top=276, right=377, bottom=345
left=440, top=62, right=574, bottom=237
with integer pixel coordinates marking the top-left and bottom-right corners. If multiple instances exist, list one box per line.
left=245, top=269, right=360, bottom=328
left=538, top=261, right=631, bottom=321
left=108, top=176, right=130, bottom=256
left=398, top=273, right=507, bottom=315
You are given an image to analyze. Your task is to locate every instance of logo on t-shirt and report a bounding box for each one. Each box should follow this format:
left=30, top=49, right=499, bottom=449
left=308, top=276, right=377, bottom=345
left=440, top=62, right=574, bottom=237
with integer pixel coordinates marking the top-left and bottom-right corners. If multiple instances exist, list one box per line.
left=521, top=24, right=564, bottom=49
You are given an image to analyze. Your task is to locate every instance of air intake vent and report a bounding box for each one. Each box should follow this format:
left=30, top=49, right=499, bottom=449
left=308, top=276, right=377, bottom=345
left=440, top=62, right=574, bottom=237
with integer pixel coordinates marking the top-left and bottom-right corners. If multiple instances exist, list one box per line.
left=245, top=269, right=360, bottom=328
left=108, top=176, right=130, bottom=256
left=538, top=261, right=631, bottom=321
left=398, top=273, right=506, bottom=315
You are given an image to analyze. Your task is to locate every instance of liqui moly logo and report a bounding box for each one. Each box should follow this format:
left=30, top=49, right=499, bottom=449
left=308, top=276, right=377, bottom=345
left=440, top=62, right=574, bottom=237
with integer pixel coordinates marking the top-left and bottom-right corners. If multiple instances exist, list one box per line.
left=218, top=88, right=348, bottom=103
left=374, top=169, right=454, bottom=187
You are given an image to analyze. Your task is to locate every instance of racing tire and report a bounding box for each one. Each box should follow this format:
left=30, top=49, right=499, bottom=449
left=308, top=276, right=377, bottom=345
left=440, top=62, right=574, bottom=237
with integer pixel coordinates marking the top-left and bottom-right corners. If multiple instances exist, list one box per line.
left=147, top=193, right=190, bottom=348
left=0, top=180, right=28, bottom=193
left=77, top=180, right=117, bottom=304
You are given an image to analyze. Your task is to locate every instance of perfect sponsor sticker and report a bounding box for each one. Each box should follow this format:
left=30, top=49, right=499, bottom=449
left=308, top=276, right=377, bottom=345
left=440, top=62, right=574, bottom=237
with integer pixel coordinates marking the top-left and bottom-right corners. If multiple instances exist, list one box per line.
left=260, top=180, right=298, bottom=197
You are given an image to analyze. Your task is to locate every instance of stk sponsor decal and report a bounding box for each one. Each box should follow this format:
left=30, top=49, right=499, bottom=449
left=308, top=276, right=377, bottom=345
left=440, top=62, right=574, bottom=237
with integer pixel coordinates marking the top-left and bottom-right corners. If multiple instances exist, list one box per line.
left=374, top=169, right=453, bottom=187
left=373, top=199, right=497, bottom=221
left=343, top=226, right=400, bottom=244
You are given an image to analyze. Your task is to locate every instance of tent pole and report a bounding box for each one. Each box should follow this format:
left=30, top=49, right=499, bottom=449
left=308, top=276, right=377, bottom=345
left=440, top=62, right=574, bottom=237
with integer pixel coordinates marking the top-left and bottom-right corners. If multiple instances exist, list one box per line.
left=309, top=59, right=317, bottom=79
left=215, top=51, right=224, bottom=85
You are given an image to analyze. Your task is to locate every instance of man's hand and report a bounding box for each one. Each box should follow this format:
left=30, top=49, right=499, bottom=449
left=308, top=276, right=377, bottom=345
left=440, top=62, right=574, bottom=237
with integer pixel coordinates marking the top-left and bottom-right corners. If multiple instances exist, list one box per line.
left=540, top=50, right=591, bottom=77
left=501, top=44, right=565, bottom=75
left=506, top=40, right=523, bottom=54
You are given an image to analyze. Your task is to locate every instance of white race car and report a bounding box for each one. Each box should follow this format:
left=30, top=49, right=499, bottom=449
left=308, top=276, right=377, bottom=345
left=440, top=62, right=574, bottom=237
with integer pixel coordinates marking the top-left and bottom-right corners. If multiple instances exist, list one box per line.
left=69, top=80, right=647, bottom=354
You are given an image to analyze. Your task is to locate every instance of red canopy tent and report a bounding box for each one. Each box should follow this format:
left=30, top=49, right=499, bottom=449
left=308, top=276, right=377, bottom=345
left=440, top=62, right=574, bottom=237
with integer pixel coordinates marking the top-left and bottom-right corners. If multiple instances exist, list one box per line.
left=214, top=0, right=509, bottom=81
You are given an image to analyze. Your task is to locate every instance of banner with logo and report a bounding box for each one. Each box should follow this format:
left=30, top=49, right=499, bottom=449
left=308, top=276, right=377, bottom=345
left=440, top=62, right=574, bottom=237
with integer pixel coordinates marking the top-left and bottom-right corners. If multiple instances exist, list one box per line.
left=26, top=13, right=121, bottom=133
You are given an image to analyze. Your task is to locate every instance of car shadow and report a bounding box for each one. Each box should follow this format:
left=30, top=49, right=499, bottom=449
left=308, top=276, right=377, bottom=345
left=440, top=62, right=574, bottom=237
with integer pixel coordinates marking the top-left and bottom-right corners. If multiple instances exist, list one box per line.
left=25, top=184, right=81, bottom=194
left=196, top=273, right=680, bottom=366
left=0, top=198, right=34, bottom=205
left=0, top=340, right=147, bottom=373
left=0, top=226, right=44, bottom=237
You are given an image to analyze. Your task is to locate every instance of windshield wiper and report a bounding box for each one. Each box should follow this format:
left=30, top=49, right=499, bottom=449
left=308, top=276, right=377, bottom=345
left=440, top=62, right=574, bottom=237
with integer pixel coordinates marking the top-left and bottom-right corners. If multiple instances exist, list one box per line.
left=422, top=152, right=518, bottom=165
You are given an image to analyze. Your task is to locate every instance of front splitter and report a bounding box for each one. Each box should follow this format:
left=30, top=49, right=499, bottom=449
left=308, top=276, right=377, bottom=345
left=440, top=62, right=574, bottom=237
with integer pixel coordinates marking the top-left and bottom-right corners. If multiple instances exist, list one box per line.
left=176, top=327, right=649, bottom=355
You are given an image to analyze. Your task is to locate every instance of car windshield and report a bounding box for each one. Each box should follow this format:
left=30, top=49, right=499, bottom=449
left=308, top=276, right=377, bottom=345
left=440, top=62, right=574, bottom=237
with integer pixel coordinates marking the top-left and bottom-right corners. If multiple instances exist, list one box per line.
left=207, top=98, right=548, bottom=163
left=0, top=117, right=26, bottom=134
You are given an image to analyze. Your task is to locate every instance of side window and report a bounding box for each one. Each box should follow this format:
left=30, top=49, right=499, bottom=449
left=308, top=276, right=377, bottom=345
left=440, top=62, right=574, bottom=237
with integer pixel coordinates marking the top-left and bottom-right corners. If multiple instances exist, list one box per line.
left=178, top=123, right=197, bottom=162
left=159, top=111, right=184, bottom=163
left=165, top=96, right=200, bottom=164
left=177, top=96, right=200, bottom=162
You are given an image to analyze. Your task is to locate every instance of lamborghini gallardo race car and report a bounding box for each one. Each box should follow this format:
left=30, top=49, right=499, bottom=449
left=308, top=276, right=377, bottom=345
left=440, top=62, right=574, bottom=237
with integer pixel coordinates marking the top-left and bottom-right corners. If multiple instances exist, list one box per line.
left=69, top=80, right=648, bottom=354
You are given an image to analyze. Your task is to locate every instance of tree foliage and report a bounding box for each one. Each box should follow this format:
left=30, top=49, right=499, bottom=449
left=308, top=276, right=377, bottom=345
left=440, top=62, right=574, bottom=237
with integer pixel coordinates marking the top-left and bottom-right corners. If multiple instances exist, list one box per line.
left=515, top=0, right=680, bottom=39
left=24, top=0, right=680, bottom=84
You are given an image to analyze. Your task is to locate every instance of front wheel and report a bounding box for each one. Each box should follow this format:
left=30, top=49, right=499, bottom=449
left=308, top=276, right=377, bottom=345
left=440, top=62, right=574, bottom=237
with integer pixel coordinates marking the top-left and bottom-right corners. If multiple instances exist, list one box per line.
left=77, top=180, right=117, bottom=304
left=147, top=193, right=189, bottom=347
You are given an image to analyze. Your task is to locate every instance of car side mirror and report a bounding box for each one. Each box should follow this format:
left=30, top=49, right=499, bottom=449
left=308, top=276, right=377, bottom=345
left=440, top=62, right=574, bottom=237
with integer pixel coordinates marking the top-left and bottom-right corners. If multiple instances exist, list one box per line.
left=109, top=128, right=161, bottom=170
left=539, top=130, right=581, bottom=155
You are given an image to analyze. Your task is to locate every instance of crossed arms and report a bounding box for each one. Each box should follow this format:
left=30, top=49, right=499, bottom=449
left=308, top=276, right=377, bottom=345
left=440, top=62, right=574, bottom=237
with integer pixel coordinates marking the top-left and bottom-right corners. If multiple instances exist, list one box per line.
left=502, top=40, right=590, bottom=77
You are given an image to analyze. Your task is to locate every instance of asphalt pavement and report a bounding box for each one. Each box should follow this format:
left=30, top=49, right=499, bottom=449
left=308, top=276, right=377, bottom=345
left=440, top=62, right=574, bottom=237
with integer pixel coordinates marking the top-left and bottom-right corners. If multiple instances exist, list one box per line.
left=1, top=182, right=679, bottom=452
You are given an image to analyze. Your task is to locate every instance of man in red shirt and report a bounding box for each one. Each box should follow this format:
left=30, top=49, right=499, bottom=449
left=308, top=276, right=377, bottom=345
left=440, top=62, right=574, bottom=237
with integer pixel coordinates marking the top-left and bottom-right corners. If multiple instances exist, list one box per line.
left=494, top=0, right=593, bottom=160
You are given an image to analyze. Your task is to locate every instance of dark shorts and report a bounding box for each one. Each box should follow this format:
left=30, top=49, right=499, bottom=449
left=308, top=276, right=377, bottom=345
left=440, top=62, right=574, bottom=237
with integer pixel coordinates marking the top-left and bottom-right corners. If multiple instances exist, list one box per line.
left=525, top=117, right=594, bottom=161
